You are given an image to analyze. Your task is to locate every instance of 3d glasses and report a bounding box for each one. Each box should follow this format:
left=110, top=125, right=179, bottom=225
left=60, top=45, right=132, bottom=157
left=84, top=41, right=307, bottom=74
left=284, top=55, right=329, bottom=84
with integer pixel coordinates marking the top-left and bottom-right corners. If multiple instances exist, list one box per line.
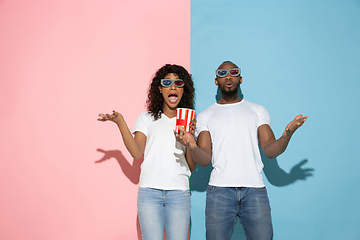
left=216, top=68, right=241, bottom=78
left=160, top=79, right=185, bottom=88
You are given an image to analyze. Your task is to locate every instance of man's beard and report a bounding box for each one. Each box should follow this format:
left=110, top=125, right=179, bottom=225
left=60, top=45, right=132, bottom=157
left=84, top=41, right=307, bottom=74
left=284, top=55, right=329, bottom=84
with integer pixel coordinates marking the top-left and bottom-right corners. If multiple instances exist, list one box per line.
left=220, top=83, right=239, bottom=98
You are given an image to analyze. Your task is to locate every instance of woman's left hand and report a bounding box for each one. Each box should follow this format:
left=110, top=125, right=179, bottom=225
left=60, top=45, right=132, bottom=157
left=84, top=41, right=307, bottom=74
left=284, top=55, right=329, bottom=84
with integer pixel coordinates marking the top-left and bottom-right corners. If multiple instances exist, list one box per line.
left=174, top=126, right=197, bottom=150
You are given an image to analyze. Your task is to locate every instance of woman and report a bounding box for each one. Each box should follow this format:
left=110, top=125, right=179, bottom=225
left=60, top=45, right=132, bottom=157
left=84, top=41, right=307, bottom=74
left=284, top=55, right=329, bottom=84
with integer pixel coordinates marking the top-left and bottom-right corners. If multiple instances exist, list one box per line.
left=98, top=64, right=196, bottom=240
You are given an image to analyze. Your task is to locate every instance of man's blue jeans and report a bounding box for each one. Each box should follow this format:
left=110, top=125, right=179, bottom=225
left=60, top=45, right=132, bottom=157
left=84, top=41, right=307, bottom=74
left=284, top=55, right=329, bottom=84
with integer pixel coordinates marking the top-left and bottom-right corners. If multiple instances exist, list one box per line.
left=206, top=186, right=273, bottom=240
left=137, top=187, right=191, bottom=240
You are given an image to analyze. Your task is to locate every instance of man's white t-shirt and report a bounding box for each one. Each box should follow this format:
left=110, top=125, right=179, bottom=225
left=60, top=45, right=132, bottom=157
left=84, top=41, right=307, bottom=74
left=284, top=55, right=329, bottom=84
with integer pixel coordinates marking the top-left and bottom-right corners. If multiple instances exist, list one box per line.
left=196, top=100, right=271, bottom=188
left=133, top=111, right=191, bottom=190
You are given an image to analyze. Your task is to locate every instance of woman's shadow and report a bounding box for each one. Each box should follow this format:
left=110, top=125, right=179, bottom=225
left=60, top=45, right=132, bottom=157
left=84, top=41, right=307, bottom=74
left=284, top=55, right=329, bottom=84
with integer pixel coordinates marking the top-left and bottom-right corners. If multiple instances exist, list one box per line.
left=95, top=148, right=143, bottom=184
left=95, top=148, right=144, bottom=240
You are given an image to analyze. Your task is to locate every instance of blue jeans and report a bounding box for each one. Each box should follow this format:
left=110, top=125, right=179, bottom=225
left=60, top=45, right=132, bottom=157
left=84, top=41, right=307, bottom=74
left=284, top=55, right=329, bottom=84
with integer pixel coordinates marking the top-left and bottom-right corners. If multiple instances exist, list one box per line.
left=206, top=186, right=273, bottom=240
left=137, top=187, right=191, bottom=240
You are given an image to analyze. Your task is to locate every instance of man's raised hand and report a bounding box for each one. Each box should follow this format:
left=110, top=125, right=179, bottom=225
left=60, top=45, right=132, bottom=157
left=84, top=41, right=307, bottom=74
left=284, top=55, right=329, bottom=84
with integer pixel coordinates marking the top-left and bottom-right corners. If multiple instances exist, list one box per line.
left=283, top=114, right=308, bottom=139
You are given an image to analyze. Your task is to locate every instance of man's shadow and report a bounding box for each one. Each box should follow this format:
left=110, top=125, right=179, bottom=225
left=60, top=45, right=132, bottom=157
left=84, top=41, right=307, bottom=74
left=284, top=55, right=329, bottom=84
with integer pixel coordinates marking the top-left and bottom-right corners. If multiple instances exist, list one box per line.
left=189, top=86, right=315, bottom=239
left=189, top=155, right=314, bottom=192
left=261, top=150, right=314, bottom=186
left=95, top=148, right=143, bottom=239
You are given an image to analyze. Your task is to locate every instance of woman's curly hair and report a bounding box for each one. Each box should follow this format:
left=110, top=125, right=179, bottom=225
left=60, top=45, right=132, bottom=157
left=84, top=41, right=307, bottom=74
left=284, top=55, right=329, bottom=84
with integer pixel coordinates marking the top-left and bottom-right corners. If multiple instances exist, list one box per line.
left=146, top=64, right=195, bottom=120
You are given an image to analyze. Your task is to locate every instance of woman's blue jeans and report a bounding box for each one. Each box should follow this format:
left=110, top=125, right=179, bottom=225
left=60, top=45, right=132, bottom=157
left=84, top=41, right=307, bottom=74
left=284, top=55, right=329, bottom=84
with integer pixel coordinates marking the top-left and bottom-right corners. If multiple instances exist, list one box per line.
left=206, top=186, right=273, bottom=240
left=137, top=187, right=191, bottom=240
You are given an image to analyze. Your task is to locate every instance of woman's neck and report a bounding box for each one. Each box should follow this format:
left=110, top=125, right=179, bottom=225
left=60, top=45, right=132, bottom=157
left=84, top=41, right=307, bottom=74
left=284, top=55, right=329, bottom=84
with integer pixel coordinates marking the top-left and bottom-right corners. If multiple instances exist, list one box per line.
left=162, top=105, right=177, bottom=118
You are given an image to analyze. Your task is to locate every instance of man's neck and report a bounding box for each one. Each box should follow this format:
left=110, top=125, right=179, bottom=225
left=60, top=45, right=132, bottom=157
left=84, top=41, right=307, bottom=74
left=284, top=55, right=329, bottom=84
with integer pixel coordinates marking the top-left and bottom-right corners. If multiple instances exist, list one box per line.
left=217, top=95, right=243, bottom=104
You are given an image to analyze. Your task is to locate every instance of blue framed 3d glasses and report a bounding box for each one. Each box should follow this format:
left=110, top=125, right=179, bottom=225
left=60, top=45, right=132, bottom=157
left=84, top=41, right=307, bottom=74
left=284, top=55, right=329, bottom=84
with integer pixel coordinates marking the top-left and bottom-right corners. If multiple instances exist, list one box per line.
left=216, top=68, right=241, bottom=78
left=160, top=79, right=185, bottom=88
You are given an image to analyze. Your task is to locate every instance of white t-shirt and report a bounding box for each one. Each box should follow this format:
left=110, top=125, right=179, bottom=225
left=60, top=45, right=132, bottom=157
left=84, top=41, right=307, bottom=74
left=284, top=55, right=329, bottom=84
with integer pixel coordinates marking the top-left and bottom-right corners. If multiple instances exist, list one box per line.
left=133, top=111, right=191, bottom=190
left=196, top=100, right=271, bottom=188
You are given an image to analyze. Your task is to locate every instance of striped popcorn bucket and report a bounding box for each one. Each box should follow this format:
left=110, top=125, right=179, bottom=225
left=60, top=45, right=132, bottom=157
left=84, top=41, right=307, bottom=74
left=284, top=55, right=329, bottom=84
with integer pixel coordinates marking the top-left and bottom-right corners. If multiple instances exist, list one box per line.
left=176, top=108, right=196, bottom=135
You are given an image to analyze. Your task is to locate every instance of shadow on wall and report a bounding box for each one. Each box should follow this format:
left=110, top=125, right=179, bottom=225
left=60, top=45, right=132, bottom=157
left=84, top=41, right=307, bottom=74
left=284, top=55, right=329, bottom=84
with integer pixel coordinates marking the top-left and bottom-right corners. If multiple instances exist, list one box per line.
left=93, top=124, right=315, bottom=240
left=95, top=148, right=143, bottom=184
left=189, top=155, right=314, bottom=191
left=95, top=149, right=144, bottom=239
left=261, top=149, right=314, bottom=186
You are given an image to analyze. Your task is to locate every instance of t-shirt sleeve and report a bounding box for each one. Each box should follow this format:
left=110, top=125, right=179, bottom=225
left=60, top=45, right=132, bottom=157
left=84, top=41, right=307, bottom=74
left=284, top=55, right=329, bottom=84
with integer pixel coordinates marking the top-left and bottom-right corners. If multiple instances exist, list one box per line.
left=133, top=111, right=149, bottom=136
left=257, top=105, right=271, bottom=127
left=195, top=111, right=208, bottom=138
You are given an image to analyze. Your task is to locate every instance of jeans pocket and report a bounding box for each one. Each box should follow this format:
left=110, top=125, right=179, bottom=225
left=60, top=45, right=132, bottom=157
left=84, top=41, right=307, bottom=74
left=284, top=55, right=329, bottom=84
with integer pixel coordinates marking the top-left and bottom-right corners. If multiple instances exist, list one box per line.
left=206, top=185, right=220, bottom=193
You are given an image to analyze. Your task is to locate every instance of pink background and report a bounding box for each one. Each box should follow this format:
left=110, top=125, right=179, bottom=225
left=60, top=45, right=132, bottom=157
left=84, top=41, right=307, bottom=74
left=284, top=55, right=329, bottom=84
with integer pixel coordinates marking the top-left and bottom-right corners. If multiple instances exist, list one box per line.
left=0, top=1, right=190, bottom=239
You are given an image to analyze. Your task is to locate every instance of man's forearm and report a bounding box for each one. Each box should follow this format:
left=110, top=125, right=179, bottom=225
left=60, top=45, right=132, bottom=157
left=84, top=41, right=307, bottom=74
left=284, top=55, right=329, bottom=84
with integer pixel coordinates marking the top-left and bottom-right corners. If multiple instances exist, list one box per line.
left=189, top=146, right=211, bottom=167
left=262, top=114, right=308, bottom=159
left=262, top=135, right=290, bottom=159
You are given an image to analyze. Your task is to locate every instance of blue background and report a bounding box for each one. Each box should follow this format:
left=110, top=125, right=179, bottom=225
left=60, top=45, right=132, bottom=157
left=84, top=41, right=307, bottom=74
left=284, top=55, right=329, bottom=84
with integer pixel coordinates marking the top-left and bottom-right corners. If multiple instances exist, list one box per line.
left=189, top=0, right=360, bottom=239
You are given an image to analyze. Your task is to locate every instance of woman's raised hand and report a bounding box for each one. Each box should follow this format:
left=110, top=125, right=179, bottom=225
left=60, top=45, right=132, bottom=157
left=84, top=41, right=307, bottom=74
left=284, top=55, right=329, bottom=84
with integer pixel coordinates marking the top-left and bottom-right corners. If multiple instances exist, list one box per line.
left=97, top=110, right=123, bottom=124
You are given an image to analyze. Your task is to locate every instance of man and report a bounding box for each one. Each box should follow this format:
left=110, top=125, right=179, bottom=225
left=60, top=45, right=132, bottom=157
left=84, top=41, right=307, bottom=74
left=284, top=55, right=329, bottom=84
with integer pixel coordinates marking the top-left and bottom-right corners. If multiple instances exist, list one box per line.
left=175, top=61, right=307, bottom=240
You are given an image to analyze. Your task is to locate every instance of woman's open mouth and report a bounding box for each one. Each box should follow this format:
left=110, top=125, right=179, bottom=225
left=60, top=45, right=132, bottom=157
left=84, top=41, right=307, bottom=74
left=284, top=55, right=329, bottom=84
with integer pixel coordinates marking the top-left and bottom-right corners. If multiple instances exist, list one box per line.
left=168, top=94, right=178, bottom=104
